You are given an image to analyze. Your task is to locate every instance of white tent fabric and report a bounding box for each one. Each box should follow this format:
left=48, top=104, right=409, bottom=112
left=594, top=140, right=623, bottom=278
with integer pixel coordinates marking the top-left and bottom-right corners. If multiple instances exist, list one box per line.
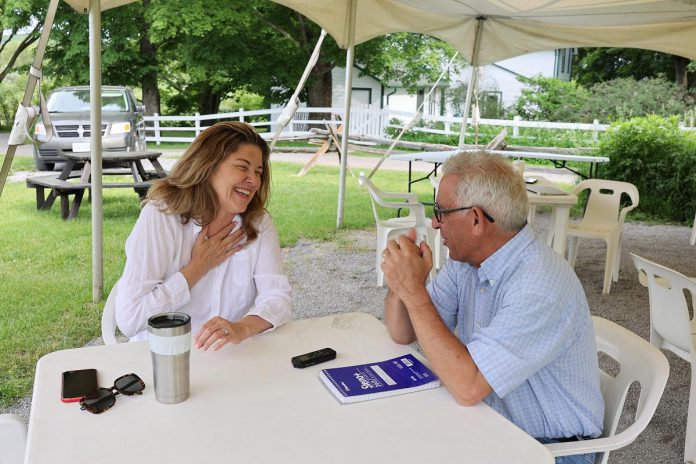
left=270, top=0, right=696, bottom=63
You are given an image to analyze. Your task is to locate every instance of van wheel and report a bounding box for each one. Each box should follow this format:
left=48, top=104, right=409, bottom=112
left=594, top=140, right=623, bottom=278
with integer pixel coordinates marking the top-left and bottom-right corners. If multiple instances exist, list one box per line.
left=34, top=159, right=55, bottom=171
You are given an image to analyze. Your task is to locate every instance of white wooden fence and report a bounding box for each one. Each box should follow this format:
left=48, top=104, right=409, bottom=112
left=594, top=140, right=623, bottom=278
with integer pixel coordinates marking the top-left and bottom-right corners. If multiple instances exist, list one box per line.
left=144, top=106, right=695, bottom=144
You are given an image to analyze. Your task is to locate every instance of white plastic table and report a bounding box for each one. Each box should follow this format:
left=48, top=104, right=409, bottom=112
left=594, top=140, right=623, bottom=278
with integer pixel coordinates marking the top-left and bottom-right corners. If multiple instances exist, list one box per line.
left=526, top=176, right=578, bottom=256
left=25, top=313, right=553, bottom=464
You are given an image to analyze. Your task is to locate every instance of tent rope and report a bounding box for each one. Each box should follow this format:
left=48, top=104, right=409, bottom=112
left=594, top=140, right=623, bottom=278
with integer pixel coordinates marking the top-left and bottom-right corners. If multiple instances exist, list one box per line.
left=269, top=29, right=327, bottom=152
left=366, top=51, right=459, bottom=179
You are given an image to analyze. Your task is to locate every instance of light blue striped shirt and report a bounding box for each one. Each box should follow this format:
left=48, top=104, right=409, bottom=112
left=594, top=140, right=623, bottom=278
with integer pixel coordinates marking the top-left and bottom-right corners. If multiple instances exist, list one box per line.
left=428, top=225, right=604, bottom=439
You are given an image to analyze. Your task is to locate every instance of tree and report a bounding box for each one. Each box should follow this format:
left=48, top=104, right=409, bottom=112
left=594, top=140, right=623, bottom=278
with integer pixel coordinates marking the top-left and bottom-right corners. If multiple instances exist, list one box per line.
left=0, top=0, right=46, bottom=85
left=44, top=1, right=161, bottom=114
left=512, top=76, right=589, bottom=122
left=574, top=48, right=696, bottom=90
left=582, top=77, right=693, bottom=122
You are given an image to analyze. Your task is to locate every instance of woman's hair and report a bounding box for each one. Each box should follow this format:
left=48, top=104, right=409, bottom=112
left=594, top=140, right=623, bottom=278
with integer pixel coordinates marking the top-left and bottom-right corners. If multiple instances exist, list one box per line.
left=146, top=121, right=270, bottom=242
left=442, top=151, right=528, bottom=232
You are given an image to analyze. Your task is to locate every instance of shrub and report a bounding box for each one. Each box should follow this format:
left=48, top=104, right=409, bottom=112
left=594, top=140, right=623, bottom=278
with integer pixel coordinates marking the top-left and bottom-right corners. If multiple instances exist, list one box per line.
left=599, top=115, right=696, bottom=222
left=583, top=77, right=694, bottom=123
left=512, top=76, right=589, bottom=122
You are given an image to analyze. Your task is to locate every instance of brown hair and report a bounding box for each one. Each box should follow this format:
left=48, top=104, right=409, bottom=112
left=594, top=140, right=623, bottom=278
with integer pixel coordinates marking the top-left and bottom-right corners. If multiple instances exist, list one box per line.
left=146, top=121, right=271, bottom=242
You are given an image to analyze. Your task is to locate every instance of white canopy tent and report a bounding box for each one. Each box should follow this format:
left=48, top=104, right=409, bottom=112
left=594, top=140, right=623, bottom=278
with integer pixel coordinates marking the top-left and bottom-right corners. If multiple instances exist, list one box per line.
left=3, top=0, right=696, bottom=301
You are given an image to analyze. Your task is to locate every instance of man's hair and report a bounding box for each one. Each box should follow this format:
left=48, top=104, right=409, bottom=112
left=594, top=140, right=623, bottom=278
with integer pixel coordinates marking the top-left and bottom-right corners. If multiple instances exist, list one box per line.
left=146, top=121, right=270, bottom=242
left=442, top=151, right=528, bottom=232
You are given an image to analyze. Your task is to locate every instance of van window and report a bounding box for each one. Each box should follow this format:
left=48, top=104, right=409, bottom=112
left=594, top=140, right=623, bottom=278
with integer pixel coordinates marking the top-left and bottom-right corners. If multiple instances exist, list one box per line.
left=47, top=90, right=130, bottom=113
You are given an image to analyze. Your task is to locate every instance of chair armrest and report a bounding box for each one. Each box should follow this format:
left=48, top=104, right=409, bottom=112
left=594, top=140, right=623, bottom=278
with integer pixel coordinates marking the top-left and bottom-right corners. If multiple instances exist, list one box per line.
left=617, top=203, right=638, bottom=225
left=544, top=422, right=646, bottom=457
left=378, top=190, right=421, bottom=203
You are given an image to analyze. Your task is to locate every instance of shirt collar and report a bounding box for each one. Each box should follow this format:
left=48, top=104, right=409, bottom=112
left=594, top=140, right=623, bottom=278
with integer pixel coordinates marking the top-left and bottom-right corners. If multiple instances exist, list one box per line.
left=192, top=213, right=243, bottom=237
left=477, top=224, right=535, bottom=285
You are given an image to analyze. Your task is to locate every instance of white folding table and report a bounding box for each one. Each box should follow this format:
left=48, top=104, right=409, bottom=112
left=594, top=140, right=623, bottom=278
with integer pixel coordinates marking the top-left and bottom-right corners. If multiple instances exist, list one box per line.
left=25, top=312, right=554, bottom=464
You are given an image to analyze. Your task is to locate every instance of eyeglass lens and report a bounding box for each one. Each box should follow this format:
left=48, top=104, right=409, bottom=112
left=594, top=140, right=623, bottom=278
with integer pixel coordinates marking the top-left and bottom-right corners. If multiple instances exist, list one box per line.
left=79, top=373, right=145, bottom=414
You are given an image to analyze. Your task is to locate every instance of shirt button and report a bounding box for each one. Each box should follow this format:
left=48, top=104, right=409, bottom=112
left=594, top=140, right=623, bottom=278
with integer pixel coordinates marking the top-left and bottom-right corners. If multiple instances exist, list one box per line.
left=490, top=280, right=495, bottom=285
left=480, top=288, right=485, bottom=294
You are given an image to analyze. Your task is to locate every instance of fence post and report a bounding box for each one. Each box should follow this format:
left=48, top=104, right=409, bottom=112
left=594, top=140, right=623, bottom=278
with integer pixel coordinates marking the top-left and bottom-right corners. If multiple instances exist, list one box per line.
left=239, top=108, right=245, bottom=123
left=513, top=115, right=520, bottom=138
left=592, top=119, right=600, bottom=142
left=153, top=113, right=161, bottom=145
left=195, top=113, right=201, bottom=137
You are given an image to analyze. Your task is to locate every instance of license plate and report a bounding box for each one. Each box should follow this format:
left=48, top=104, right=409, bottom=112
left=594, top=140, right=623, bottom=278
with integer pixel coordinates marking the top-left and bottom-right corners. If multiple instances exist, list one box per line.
left=72, top=142, right=91, bottom=153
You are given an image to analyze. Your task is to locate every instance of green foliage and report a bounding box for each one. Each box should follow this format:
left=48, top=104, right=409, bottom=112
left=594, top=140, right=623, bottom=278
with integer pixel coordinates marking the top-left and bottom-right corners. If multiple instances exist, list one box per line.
left=45, top=2, right=154, bottom=88
left=583, top=77, right=694, bottom=123
left=512, top=75, right=590, bottom=122
left=574, top=48, right=678, bottom=86
left=599, top=116, right=696, bottom=222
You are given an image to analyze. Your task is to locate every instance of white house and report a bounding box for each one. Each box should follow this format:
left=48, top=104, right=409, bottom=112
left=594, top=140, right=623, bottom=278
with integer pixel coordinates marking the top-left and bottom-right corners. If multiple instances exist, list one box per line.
left=331, top=49, right=575, bottom=117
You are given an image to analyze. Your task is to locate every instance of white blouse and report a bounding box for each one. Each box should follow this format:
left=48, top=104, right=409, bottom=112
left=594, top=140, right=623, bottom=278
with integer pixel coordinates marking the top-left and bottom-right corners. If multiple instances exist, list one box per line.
left=115, top=203, right=293, bottom=341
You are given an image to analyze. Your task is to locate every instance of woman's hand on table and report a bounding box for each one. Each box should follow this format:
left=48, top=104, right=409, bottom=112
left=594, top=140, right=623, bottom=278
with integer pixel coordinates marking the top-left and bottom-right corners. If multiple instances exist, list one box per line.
left=181, top=222, right=246, bottom=288
left=194, top=315, right=272, bottom=351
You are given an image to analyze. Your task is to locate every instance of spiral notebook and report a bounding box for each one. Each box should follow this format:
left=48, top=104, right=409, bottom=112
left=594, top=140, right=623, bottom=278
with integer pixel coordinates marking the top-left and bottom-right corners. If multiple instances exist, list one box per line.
left=319, top=354, right=441, bottom=404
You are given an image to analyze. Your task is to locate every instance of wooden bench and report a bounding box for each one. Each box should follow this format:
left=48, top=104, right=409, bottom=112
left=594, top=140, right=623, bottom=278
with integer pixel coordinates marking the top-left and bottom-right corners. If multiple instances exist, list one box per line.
left=26, top=175, right=154, bottom=220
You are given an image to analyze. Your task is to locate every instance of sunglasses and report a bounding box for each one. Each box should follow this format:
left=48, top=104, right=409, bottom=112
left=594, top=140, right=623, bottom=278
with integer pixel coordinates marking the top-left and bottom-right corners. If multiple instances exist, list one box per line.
left=79, top=373, right=146, bottom=414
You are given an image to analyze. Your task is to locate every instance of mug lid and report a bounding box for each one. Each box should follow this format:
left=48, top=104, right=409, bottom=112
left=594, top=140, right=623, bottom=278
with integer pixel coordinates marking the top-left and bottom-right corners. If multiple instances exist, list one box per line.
left=148, top=312, right=191, bottom=329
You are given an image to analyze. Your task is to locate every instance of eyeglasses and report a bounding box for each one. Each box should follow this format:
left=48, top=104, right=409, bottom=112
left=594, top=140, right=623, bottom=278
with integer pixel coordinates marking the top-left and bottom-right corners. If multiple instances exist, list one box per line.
left=433, top=203, right=495, bottom=223
left=79, top=373, right=146, bottom=414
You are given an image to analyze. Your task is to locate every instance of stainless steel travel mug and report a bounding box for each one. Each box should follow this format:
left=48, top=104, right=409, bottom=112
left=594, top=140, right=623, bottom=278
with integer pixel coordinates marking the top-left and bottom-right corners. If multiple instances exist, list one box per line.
left=148, top=312, right=191, bottom=404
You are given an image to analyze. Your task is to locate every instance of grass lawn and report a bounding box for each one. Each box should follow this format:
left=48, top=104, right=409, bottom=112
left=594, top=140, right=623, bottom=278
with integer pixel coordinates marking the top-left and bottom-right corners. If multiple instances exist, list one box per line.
left=0, top=154, right=435, bottom=406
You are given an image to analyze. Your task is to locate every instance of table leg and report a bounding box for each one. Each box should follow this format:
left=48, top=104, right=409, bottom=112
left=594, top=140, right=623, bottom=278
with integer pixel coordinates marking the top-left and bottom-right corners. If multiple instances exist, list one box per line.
left=149, top=157, right=167, bottom=178
left=130, top=161, right=144, bottom=183
left=79, top=161, right=91, bottom=183
left=34, top=186, right=46, bottom=209
left=58, top=159, right=78, bottom=181
left=59, top=194, right=69, bottom=220
left=67, top=190, right=84, bottom=220
left=43, top=189, right=58, bottom=210
left=549, top=206, right=570, bottom=257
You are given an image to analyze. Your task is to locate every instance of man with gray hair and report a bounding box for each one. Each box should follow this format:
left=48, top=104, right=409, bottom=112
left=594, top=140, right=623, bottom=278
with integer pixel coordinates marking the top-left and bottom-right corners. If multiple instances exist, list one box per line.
left=382, top=151, right=603, bottom=464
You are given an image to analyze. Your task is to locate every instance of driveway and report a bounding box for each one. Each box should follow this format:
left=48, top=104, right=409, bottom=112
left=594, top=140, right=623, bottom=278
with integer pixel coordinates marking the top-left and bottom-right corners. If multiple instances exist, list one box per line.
left=0, top=132, right=33, bottom=156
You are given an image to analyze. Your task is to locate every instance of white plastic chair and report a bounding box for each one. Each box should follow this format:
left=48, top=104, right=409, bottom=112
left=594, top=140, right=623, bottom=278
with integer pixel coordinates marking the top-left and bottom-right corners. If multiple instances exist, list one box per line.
left=631, top=254, right=696, bottom=463
left=102, top=285, right=120, bottom=345
left=566, top=179, right=639, bottom=294
left=359, top=173, right=436, bottom=286
left=544, top=316, right=669, bottom=464
left=0, top=414, right=27, bottom=464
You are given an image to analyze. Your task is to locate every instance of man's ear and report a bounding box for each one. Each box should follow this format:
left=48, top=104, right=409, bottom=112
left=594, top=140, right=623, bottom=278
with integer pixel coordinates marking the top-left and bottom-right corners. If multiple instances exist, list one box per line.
left=470, top=207, right=486, bottom=237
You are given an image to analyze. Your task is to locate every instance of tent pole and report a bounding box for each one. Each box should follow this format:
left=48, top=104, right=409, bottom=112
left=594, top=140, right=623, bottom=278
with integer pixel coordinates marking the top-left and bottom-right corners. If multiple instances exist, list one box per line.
left=336, top=0, right=356, bottom=228
left=0, top=0, right=60, bottom=197
left=458, top=17, right=485, bottom=150
left=89, top=0, right=104, bottom=302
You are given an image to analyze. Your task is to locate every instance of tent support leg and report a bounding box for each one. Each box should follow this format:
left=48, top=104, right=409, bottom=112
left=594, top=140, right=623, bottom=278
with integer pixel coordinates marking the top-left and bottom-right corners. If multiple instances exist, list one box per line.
left=0, top=0, right=60, bottom=197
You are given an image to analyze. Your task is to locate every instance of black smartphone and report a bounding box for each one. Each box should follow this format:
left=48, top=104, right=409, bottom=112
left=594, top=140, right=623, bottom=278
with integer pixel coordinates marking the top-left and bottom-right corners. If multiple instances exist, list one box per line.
left=61, top=369, right=98, bottom=403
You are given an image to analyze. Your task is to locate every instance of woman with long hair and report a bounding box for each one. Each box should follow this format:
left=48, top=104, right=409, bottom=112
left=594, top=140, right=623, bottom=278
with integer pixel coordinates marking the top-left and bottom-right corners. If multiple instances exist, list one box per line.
left=114, top=121, right=292, bottom=350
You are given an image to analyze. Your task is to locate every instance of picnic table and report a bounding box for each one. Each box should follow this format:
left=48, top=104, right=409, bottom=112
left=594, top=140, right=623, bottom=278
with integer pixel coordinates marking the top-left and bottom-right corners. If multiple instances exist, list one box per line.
left=26, top=150, right=167, bottom=220
left=389, top=149, right=610, bottom=198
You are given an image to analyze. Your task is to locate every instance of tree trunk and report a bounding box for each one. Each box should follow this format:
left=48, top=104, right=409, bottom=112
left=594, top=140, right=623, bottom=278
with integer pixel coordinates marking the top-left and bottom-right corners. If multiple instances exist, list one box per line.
left=138, top=0, right=160, bottom=115
left=673, top=55, right=689, bottom=89
left=198, top=85, right=222, bottom=116
left=306, top=68, right=332, bottom=129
